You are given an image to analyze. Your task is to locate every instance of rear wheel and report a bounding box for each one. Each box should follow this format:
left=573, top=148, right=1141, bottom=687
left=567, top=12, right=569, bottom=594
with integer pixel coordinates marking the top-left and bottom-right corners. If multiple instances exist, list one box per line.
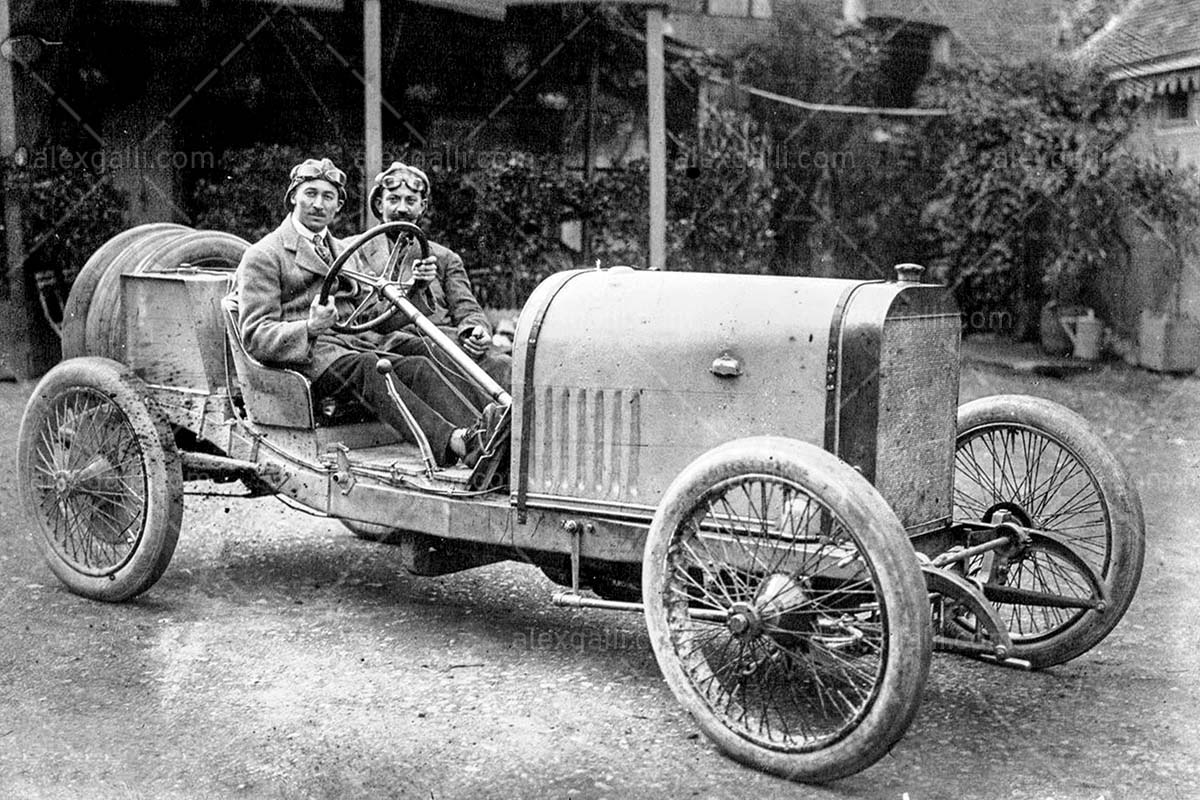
left=954, top=395, right=1145, bottom=668
left=643, top=437, right=931, bottom=782
left=18, top=358, right=183, bottom=601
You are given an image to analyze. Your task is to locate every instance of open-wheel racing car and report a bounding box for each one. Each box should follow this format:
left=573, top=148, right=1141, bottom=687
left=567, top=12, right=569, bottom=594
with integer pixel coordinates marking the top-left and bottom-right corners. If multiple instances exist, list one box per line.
left=18, top=222, right=1145, bottom=782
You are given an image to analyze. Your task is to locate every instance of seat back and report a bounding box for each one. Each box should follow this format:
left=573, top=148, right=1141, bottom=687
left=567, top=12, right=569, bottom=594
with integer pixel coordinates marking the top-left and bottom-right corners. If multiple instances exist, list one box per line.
left=221, top=295, right=317, bottom=428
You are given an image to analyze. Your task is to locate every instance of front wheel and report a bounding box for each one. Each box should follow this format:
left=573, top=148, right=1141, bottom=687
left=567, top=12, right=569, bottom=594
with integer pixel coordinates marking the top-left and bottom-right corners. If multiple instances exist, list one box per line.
left=642, top=437, right=931, bottom=783
left=17, top=357, right=183, bottom=602
left=953, top=395, right=1145, bottom=668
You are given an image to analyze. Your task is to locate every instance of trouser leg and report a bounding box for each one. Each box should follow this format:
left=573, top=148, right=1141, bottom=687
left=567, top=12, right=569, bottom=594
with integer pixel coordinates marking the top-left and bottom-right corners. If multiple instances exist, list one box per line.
left=386, top=328, right=512, bottom=412
left=475, top=350, right=512, bottom=392
left=313, top=352, right=469, bottom=465
left=389, top=353, right=478, bottom=427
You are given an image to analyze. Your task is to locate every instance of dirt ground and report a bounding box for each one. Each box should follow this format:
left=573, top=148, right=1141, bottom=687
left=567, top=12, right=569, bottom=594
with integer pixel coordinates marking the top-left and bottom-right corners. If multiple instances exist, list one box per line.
left=2, top=356, right=1198, bottom=800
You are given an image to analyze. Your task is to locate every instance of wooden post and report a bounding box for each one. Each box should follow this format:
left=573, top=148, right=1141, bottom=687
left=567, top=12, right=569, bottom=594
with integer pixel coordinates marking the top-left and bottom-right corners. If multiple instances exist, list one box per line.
left=645, top=6, right=666, bottom=271
left=581, top=40, right=597, bottom=267
left=0, top=0, right=31, bottom=377
left=363, top=0, right=383, bottom=227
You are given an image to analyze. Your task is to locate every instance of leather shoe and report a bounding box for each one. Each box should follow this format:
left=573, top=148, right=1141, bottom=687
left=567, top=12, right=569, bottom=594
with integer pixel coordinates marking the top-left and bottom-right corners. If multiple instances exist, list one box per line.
left=462, top=402, right=509, bottom=468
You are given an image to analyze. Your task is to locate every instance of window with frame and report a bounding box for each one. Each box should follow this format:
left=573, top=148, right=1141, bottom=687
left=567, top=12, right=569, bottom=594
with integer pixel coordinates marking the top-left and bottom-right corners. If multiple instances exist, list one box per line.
left=1161, top=90, right=1192, bottom=123
left=707, top=0, right=772, bottom=19
left=865, top=18, right=949, bottom=108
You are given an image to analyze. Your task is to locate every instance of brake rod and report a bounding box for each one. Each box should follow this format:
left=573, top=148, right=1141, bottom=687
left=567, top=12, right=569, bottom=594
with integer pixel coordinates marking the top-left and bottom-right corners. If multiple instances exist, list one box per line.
left=929, top=535, right=1012, bottom=568
left=982, top=582, right=1106, bottom=611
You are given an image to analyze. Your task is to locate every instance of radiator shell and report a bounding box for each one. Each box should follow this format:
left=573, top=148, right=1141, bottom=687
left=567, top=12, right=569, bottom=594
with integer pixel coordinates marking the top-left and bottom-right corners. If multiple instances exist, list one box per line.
left=511, top=269, right=960, bottom=532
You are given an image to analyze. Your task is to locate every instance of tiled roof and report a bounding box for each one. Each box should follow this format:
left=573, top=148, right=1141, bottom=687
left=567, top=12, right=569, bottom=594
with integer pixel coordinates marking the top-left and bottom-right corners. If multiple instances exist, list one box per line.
left=1080, top=0, right=1200, bottom=72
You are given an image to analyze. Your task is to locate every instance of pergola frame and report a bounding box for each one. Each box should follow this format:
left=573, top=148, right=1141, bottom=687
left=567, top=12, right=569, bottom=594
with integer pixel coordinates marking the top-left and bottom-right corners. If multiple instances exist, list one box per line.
left=361, top=1, right=669, bottom=270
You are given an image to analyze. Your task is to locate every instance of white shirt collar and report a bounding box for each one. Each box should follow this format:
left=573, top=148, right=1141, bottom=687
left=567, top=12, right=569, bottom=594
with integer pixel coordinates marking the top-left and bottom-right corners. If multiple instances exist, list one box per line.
left=291, top=211, right=328, bottom=243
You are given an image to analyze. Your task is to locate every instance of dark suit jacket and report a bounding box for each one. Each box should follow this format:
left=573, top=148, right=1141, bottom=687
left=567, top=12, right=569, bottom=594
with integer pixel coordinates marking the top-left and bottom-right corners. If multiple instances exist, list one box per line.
left=358, top=234, right=490, bottom=337
left=233, top=218, right=388, bottom=378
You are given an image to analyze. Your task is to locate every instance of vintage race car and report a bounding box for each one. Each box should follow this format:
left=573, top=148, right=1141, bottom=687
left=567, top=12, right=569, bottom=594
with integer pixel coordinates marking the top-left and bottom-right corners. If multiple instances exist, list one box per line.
left=17, top=221, right=1145, bottom=782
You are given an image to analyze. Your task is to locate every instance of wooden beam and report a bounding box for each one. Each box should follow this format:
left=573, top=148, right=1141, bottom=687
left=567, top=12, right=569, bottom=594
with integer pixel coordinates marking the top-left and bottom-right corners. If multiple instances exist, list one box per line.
left=581, top=39, right=597, bottom=267
left=645, top=6, right=666, bottom=271
left=0, top=0, right=31, bottom=377
left=363, top=0, right=383, bottom=226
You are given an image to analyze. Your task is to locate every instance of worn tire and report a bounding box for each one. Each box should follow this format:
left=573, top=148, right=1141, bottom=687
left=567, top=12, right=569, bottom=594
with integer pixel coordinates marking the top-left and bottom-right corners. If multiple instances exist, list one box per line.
left=954, top=395, right=1145, bottom=668
left=643, top=437, right=931, bottom=783
left=87, top=229, right=247, bottom=362
left=61, top=223, right=189, bottom=359
left=17, top=357, right=183, bottom=602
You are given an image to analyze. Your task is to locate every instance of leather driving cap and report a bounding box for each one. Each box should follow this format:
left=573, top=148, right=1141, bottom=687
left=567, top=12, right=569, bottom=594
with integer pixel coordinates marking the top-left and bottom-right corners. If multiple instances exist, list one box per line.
left=284, top=157, right=348, bottom=205
left=369, top=161, right=431, bottom=220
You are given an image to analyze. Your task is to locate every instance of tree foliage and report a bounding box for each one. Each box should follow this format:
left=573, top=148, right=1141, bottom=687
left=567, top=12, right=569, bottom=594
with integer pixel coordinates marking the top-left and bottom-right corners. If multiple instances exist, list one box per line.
left=729, top=4, right=1200, bottom=333
left=191, top=122, right=776, bottom=309
left=915, top=59, right=1200, bottom=327
left=4, top=146, right=128, bottom=307
left=732, top=6, right=932, bottom=281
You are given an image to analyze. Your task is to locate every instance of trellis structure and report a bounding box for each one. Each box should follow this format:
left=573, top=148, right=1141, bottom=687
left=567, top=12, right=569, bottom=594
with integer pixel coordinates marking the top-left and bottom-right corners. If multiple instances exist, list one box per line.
left=366, top=0, right=670, bottom=269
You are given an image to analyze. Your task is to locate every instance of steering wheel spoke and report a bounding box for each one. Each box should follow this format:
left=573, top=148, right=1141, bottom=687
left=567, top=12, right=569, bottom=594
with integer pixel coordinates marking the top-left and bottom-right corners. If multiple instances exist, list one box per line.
left=341, top=288, right=384, bottom=329
left=318, top=221, right=429, bottom=335
left=337, top=265, right=383, bottom=288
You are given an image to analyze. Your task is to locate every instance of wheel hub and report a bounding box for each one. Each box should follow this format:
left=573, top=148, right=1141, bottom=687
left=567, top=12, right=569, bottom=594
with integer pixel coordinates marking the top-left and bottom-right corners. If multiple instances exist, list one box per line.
left=983, top=501, right=1034, bottom=527
left=755, top=573, right=811, bottom=627
left=727, top=602, right=761, bottom=639
left=49, top=455, right=116, bottom=497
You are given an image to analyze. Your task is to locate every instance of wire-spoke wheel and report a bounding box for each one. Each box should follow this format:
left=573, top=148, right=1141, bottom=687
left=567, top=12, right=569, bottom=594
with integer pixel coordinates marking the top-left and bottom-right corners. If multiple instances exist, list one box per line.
left=18, top=357, right=182, bottom=602
left=643, top=437, right=930, bottom=783
left=954, top=395, right=1144, bottom=668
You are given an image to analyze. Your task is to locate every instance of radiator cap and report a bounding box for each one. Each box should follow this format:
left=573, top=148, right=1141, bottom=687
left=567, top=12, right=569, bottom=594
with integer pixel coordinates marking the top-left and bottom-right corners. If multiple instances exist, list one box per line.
left=894, top=263, right=925, bottom=283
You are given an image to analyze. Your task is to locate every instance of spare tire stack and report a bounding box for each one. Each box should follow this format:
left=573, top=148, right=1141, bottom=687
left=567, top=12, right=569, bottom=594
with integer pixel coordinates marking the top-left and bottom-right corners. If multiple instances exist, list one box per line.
left=61, top=224, right=250, bottom=361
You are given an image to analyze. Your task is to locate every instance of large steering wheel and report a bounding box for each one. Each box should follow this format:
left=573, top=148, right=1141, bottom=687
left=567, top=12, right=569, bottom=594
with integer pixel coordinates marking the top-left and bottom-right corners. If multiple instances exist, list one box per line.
left=317, top=220, right=430, bottom=334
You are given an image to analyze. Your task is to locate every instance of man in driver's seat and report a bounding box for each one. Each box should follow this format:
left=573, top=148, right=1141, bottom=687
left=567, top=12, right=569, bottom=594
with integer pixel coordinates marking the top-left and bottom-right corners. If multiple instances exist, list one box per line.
left=232, top=157, right=501, bottom=468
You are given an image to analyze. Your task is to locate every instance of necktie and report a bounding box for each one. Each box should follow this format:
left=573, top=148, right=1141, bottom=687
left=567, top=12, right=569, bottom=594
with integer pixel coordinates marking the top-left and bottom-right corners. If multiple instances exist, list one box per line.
left=313, top=234, right=332, bottom=266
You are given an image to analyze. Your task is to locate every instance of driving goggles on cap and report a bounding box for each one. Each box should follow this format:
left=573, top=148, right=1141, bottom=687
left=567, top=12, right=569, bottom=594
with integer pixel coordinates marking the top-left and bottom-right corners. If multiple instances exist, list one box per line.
left=373, top=162, right=429, bottom=197
left=290, top=158, right=347, bottom=188
left=285, top=158, right=347, bottom=205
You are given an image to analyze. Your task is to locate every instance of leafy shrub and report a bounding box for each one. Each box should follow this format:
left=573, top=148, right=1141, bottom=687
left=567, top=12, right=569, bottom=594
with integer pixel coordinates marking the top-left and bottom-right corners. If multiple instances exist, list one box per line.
left=734, top=7, right=934, bottom=281
left=732, top=5, right=1200, bottom=334
left=191, top=143, right=365, bottom=242
left=4, top=147, right=128, bottom=327
left=914, top=59, right=1200, bottom=331
left=190, top=128, right=777, bottom=309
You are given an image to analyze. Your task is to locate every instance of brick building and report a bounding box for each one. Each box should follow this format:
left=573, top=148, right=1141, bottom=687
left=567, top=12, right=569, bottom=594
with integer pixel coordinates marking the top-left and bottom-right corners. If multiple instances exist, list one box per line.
left=1081, top=0, right=1200, bottom=166
left=1077, top=0, right=1200, bottom=365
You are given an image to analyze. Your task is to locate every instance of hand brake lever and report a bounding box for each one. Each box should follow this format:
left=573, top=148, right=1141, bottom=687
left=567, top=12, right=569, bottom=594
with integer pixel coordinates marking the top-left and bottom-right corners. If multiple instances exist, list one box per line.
left=376, top=357, right=438, bottom=477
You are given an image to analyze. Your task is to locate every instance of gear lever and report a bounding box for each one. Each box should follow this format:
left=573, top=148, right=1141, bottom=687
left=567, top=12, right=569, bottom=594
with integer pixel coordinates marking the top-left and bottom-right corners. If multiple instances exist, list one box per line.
left=376, top=357, right=438, bottom=477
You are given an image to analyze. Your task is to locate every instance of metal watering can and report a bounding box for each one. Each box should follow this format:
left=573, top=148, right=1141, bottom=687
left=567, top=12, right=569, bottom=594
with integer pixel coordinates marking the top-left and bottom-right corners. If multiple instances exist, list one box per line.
left=1060, top=308, right=1102, bottom=360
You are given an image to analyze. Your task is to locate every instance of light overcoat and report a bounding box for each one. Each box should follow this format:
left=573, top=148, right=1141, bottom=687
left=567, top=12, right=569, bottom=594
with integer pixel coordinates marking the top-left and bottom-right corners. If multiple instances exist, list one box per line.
left=233, top=218, right=393, bottom=378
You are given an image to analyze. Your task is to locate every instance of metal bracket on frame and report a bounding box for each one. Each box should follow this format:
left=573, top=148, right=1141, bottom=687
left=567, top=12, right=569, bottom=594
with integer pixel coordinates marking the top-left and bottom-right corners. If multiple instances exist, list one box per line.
left=331, top=444, right=356, bottom=495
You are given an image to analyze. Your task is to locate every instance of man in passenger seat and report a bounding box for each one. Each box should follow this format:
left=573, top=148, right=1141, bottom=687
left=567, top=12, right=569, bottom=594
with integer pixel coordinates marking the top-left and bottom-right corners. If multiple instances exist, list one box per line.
left=231, top=157, right=502, bottom=467
left=357, top=161, right=511, bottom=410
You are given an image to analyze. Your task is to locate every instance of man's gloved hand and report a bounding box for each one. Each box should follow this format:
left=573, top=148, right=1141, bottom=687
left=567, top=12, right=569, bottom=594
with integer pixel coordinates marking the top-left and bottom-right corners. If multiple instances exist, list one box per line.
left=460, top=324, right=491, bottom=360
left=411, top=255, right=437, bottom=284
left=307, top=295, right=338, bottom=337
